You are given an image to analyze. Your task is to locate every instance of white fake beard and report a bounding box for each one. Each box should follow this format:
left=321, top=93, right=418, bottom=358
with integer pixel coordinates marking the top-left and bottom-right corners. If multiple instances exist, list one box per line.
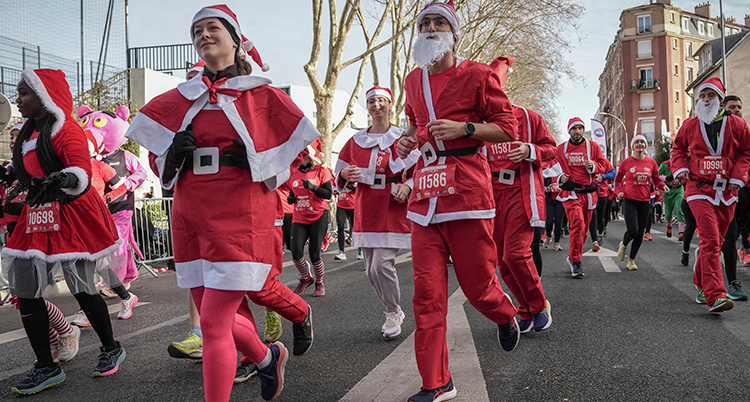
left=696, top=97, right=721, bottom=125
left=413, top=31, right=454, bottom=69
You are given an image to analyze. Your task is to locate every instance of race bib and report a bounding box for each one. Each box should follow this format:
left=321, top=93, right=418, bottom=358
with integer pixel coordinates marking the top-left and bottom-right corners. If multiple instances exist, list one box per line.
left=568, top=152, right=586, bottom=166
left=699, top=156, right=726, bottom=175
left=487, top=142, right=518, bottom=160
left=339, top=192, right=348, bottom=201
left=295, top=195, right=312, bottom=212
left=415, top=165, right=457, bottom=200
left=634, top=172, right=650, bottom=186
left=375, top=150, right=389, bottom=173
left=26, top=202, right=60, bottom=233
left=11, top=191, right=27, bottom=204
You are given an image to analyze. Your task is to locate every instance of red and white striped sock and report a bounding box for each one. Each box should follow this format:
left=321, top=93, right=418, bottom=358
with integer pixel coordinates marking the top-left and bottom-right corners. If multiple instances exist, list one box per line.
left=46, top=300, right=73, bottom=336
left=293, top=258, right=310, bottom=280
left=49, top=327, right=59, bottom=350
left=312, top=259, right=325, bottom=283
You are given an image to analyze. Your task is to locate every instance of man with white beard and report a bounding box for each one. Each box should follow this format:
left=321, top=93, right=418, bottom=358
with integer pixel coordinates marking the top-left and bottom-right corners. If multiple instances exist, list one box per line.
left=396, top=1, right=519, bottom=401
left=672, top=77, right=750, bottom=313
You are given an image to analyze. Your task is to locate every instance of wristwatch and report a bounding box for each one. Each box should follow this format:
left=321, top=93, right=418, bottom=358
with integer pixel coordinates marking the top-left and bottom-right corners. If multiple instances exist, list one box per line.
left=464, top=122, right=476, bottom=138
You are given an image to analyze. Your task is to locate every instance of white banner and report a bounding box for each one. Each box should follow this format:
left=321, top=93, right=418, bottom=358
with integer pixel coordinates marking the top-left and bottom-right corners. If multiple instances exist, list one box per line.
left=590, top=119, right=607, bottom=160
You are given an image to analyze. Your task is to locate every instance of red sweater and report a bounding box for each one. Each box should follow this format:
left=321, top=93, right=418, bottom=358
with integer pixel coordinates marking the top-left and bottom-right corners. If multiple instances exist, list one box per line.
left=615, top=156, right=664, bottom=202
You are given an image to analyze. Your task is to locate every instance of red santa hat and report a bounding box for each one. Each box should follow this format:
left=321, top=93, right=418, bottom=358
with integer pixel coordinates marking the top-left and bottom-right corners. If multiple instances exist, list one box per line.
left=191, top=4, right=270, bottom=72
left=20, top=69, right=73, bottom=138
left=698, top=77, right=725, bottom=99
left=630, top=134, right=648, bottom=148
left=10, top=121, right=24, bottom=132
left=417, top=0, right=461, bottom=44
left=306, top=138, right=324, bottom=164
left=568, top=117, right=585, bottom=132
left=366, top=86, right=393, bottom=103
left=489, top=56, right=515, bottom=92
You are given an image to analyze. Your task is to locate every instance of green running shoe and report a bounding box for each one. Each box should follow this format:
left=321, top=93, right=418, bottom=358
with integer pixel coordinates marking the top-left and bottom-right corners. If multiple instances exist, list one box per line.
left=617, top=242, right=627, bottom=262
left=168, top=333, right=202, bottom=360
left=708, top=298, right=734, bottom=313
left=264, top=310, right=283, bottom=343
left=696, top=288, right=706, bottom=304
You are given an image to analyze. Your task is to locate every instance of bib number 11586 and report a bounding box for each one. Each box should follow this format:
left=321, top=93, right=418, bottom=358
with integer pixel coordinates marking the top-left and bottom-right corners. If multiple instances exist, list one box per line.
left=415, top=165, right=456, bottom=200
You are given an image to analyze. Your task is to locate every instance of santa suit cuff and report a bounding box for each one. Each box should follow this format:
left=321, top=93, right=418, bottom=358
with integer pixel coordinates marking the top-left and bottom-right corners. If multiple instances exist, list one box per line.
left=404, top=177, right=414, bottom=189
left=59, top=167, right=89, bottom=196
left=524, top=143, right=537, bottom=162
left=156, top=153, right=183, bottom=190
left=729, top=178, right=745, bottom=188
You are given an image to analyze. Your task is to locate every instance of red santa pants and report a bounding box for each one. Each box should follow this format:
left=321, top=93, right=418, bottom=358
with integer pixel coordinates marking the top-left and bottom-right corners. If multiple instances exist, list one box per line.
left=412, top=218, right=517, bottom=390
left=690, top=199, right=735, bottom=305
left=493, top=188, right=547, bottom=321
left=563, top=193, right=595, bottom=262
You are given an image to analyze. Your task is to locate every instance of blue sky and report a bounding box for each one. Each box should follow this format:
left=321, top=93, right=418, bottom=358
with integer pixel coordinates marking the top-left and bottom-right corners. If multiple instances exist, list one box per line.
left=127, top=0, right=748, bottom=136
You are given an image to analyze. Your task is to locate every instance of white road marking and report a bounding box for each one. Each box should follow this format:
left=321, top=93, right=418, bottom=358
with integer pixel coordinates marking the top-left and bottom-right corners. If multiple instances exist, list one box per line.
left=0, top=302, right=151, bottom=346
left=340, top=288, right=489, bottom=402
left=584, top=247, right=621, bottom=272
left=600, top=257, right=622, bottom=273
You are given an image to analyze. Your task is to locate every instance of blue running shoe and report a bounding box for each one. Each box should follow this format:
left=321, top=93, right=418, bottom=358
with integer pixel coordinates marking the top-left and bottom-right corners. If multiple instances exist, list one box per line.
left=258, top=341, right=288, bottom=401
left=533, top=301, right=552, bottom=331
left=727, top=281, right=748, bottom=301
left=408, top=376, right=457, bottom=402
left=518, top=318, right=532, bottom=334
left=11, top=363, right=65, bottom=395
left=93, top=342, right=126, bottom=377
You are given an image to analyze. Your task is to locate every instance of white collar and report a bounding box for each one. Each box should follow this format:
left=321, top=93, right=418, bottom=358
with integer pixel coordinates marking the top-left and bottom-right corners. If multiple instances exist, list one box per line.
left=177, top=71, right=272, bottom=102
left=353, top=125, right=403, bottom=150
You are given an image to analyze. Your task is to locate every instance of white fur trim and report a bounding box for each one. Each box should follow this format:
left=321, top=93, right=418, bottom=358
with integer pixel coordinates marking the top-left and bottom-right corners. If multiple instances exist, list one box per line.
left=21, top=70, right=65, bottom=138
left=191, top=7, right=240, bottom=40
left=366, top=88, right=392, bottom=103
left=175, top=259, right=272, bottom=291
left=673, top=167, right=689, bottom=178
left=568, top=120, right=585, bottom=132
left=21, top=138, right=37, bottom=156
left=352, top=231, right=411, bottom=249
left=261, top=63, right=270, bottom=72
left=699, top=82, right=725, bottom=99
left=1, top=240, right=121, bottom=263
left=631, top=134, right=648, bottom=148
left=125, top=113, right=176, bottom=157
left=729, top=178, right=745, bottom=188
left=60, top=166, right=89, bottom=196
left=430, top=209, right=496, bottom=224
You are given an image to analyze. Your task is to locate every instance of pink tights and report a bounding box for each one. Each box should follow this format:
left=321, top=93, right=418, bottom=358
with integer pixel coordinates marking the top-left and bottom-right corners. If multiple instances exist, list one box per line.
left=190, top=287, right=269, bottom=402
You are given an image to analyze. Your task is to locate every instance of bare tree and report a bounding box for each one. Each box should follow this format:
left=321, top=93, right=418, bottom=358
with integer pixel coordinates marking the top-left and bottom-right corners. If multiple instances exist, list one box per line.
left=305, top=0, right=418, bottom=163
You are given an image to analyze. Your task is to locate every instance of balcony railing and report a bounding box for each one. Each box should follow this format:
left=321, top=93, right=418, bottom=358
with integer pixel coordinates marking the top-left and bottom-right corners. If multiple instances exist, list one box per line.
left=127, top=44, right=199, bottom=72
left=639, top=106, right=655, bottom=111
left=631, top=78, right=660, bottom=91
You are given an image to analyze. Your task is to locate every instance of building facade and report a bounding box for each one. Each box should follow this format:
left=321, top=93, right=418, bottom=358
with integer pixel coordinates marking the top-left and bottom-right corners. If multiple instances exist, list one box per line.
left=597, top=0, right=748, bottom=165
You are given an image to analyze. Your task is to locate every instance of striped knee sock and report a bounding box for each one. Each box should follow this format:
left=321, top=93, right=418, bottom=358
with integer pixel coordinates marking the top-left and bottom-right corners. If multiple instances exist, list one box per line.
left=48, top=327, right=59, bottom=350
left=294, top=258, right=310, bottom=280
left=46, top=301, right=73, bottom=336
left=312, top=259, right=325, bottom=283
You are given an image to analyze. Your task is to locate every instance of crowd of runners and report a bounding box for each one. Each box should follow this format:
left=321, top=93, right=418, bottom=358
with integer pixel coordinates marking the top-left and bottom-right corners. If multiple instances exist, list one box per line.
left=2, top=1, right=750, bottom=402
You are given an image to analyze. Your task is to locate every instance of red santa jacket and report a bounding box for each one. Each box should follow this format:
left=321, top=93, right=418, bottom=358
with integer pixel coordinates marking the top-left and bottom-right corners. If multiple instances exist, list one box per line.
left=487, top=105, right=556, bottom=227
left=555, top=139, right=607, bottom=209
left=403, top=58, right=518, bottom=226
left=671, top=114, right=750, bottom=206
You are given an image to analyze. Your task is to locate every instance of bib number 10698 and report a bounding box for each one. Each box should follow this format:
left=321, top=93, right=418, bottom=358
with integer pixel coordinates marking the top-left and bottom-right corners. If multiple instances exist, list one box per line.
left=27, top=202, right=60, bottom=233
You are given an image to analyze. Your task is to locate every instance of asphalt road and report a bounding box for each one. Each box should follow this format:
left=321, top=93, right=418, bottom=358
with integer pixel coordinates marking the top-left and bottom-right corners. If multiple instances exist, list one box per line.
left=2, top=217, right=750, bottom=401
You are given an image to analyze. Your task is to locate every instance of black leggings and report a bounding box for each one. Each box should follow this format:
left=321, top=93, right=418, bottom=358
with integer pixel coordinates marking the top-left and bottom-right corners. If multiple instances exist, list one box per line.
left=644, top=204, right=653, bottom=234
left=545, top=200, right=565, bottom=242
left=18, top=290, right=115, bottom=368
left=336, top=207, right=354, bottom=252
left=282, top=213, right=293, bottom=251
left=622, top=199, right=650, bottom=260
left=682, top=199, right=697, bottom=253
left=532, top=227, right=543, bottom=276
left=589, top=196, right=608, bottom=242
left=291, top=210, right=329, bottom=263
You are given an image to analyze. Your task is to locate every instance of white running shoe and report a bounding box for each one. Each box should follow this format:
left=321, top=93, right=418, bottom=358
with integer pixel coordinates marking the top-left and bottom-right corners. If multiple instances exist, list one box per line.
left=382, top=309, right=405, bottom=338
left=357, top=248, right=364, bottom=260
left=334, top=251, right=347, bottom=261
left=71, top=310, right=90, bottom=327
left=553, top=242, right=563, bottom=251
left=118, top=293, right=138, bottom=320
left=57, top=326, right=80, bottom=362
left=543, top=237, right=552, bottom=248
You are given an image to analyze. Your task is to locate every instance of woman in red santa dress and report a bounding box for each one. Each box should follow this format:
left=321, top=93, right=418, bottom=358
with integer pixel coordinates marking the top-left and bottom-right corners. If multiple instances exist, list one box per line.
left=615, top=135, right=668, bottom=270
left=125, top=5, right=319, bottom=401
left=288, top=140, right=333, bottom=297
left=335, top=86, right=419, bottom=338
left=4, top=69, right=124, bottom=395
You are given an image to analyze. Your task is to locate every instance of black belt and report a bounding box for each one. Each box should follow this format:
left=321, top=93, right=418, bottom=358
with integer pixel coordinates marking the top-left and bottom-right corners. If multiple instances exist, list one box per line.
left=183, top=155, right=248, bottom=171
left=372, top=175, right=403, bottom=186
left=491, top=169, right=521, bottom=178
left=436, top=147, right=480, bottom=157
left=668, top=183, right=683, bottom=189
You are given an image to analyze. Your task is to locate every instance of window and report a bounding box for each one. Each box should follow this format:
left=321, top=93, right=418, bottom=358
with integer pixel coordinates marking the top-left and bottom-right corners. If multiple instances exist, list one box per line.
left=640, top=93, right=654, bottom=111
left=675, top=91, right=680, bottom=102
left=637, top=40, right=652, bottom=58
left=698, top=21, right=705, bottom=35
left=682, top=17, right=690, bottom=31
left=670, top=12, right=675, bottom=23
left=708, top=24, right=714, bottom=37
left=686, top=67, right=693, bottom=82
left=638, top=15, right=652, bottom=34
left=641, top=119, right=656, bottom=142
left=673, top=38, right=678, bottom=49
left=639, top=67, right=653, bottom=88
left=685, top=41, right=693, bottom=58
left=676, top=117, right=681, bottom=128
left=674, top=64, right=679, bottom=76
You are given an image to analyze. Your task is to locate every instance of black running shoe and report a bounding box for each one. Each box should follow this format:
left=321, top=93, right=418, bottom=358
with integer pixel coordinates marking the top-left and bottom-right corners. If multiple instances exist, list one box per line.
left=234, top=362, right=258, bottom=384
left=497, top=318, right=520, bottom=352
left=292, top=306, right=314, bottom=356
left=11, top=363, right=65, bottom=395
left=258, top=342, right=288, bottom=400
left=93, top=342, right=126, bottom=377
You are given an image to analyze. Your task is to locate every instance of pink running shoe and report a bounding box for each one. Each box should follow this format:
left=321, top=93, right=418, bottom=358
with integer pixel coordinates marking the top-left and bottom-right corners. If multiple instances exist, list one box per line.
left=293, top=276, right=315, bottom=294
left=313, top=282, right=325, bottom=297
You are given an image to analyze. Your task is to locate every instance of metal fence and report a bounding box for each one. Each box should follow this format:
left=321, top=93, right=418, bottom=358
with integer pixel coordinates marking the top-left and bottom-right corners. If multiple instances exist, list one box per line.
left=133, top=197, right=173, bottom=278
left=127, top=44, right=199, bottom=73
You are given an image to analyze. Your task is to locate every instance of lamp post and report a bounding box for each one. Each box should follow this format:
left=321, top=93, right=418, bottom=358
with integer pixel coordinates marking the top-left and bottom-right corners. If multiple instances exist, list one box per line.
left=598, top=111, right=627, bottom=165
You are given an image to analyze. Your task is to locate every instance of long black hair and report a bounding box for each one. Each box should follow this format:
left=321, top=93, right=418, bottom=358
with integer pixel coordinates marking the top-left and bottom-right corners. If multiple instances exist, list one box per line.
left=12, top=113, right=66, bottom=189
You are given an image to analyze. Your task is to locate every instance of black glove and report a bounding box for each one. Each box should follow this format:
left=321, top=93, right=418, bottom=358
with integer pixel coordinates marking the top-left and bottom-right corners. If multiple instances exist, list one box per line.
left=302, top=179, right=313, bottom=190
left=222, top=138, right=250, bottom=169
left=169, top=124, right=196, bottom=163
left=43, top=171, right=79, bottom=189
left=26, top=172, right=80, bottom=207
left=666, top=175, right=674, bottom=182
left=0, top=164, right=16, bottom=186
left=287, top=190, right=296, bottom=205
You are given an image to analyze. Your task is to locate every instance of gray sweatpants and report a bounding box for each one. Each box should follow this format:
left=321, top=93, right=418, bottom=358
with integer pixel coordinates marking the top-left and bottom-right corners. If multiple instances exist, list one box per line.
left=362, top=247, right=400, bottom=313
